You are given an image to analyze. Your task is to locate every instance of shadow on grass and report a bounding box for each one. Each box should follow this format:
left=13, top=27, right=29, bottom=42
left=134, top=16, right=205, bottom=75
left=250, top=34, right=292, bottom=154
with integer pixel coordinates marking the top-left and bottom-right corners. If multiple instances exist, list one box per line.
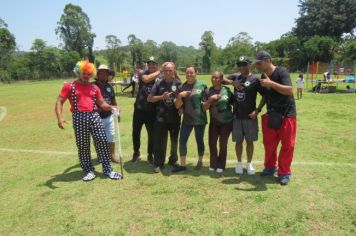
left=123, top=159, right=215, bottom=177
left=44, top=159, right=110, bottom=189
left=123, top=159, right=156, bottom=175
left=44, top=163, right=83, bottom=189
left=221, top=171, right=278, bottom=191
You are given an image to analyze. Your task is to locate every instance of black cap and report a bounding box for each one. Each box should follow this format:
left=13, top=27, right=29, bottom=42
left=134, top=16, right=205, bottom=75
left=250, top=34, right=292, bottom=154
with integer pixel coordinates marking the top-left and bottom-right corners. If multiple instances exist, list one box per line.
left=146, top=56, right=157, bottom=64
left=236, top=56, right=252, bottom=66
left=255, top=51, right=272, bottom=62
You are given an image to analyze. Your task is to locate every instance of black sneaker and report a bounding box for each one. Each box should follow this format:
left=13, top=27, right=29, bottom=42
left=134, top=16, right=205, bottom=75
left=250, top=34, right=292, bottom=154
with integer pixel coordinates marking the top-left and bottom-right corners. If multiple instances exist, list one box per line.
left=172, top=165, right=186, bottom=173
left=147, top=154, right=154, bottom=165
left=168, top=160, right=179, bottom=168
left=194, top=161, right=203, bottom=170
left=131, top=151, right=141, bottom=163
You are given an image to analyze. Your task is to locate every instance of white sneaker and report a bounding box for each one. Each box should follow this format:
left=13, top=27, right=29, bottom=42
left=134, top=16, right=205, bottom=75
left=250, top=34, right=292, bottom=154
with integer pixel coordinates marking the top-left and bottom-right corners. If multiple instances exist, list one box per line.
left=235, top=162, right=243, bottom=175
left=108, top=171, right=122, bottom=180
left=154, top=166, right=161, bottom=173
left=216, top=168, right=223, bottom=174
left=209, top=167, right=215, bottom=172
left=82, top=171, right=96, bottom=181
left=247, top=163, right=255, bottom=175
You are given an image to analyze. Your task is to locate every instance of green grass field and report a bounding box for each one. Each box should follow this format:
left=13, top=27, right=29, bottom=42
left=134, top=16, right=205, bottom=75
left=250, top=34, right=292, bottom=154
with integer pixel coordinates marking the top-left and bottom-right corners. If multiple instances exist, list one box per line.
left=0, top=74, right=355, bottom=235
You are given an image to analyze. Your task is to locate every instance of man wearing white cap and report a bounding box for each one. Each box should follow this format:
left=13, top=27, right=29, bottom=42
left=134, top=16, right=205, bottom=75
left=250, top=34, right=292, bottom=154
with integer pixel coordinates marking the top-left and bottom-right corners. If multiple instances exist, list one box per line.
left=94, top=64, right=119, bottom=163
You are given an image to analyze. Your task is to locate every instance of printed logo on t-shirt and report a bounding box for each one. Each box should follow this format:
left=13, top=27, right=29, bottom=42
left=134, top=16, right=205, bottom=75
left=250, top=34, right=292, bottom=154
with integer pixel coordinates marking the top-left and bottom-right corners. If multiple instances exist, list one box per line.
left=193, top=89, right=202, bottom=94
left=104, top=96, right=111, bottom=105
left=145, top=87, right=152, bottom=95
left=244, top=81, right=251, bottom=87
left=171, top=85, right=177, bottom=92
left=235, top=91, right=245, bottom=102
left=106, top=87, right=112, bottom=93
left=163, top=93, right=175, bottom=106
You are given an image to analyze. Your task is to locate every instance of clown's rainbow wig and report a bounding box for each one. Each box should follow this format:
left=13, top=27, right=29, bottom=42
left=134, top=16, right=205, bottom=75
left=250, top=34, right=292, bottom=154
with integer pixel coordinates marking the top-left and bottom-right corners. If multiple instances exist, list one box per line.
left=73, top=60, right=96, bottom=79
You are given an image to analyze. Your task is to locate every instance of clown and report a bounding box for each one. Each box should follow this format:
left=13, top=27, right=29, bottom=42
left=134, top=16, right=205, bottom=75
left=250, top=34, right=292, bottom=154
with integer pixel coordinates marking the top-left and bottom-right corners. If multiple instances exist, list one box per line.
left=55, top=60, right=122, bottom=181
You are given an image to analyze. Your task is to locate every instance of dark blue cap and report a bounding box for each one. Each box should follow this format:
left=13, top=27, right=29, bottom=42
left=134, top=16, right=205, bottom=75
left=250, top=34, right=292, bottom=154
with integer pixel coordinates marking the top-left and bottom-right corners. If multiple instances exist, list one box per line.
left=255, top=51, right=272, bottom=62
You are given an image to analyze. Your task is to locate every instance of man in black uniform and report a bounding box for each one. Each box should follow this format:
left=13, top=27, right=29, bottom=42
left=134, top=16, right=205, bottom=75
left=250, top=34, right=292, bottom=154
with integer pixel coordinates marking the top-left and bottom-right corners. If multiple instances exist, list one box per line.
left=147, top=62, right=181, bottom=173
left=131, top=57, right=160, bottom=164
left=94, top=64, right=119, bottom=163
left=228, top=57, right=265, bottom=175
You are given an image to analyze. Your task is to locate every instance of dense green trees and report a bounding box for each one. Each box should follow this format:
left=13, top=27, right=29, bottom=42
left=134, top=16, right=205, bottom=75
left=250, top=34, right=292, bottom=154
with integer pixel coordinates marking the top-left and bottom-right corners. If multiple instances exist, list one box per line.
left=199, top=31, right=217, bottom=73
left=293, top=0, right=356, bottom=40
left=1, top=1, right=355, bottom=82
left=55, top=4, right=96, bottom=62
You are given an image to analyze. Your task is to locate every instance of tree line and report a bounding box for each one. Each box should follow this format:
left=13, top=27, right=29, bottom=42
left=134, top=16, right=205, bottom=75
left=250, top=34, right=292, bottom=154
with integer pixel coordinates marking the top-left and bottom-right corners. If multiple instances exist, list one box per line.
left=0, top=0, right=355, bottom=82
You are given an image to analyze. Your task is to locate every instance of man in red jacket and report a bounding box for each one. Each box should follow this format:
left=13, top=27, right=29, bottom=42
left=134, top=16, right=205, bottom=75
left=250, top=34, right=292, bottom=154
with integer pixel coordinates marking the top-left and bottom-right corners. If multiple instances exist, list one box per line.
left=55, top=60, right=122, bottom=181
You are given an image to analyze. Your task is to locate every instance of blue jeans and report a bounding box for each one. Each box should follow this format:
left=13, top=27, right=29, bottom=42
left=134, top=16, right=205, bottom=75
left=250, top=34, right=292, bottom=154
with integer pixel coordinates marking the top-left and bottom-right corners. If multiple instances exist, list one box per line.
left=179, top=124, right=206, bottom=156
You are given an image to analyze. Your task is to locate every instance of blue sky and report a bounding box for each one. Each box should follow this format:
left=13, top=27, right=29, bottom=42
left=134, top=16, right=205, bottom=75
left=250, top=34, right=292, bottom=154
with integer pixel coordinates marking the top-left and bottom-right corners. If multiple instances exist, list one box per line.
left=0, top=0, right=300, bottom=51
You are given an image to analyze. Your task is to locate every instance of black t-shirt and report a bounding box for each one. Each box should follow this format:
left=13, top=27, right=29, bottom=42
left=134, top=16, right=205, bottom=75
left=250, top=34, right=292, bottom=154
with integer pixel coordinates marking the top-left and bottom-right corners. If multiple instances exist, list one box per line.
left=134, top=70, right=157, bottom=112
left=229, top=73, right=264, bottom=120
left=94, top=81, right=115, bottom=119
left=150, top=78, right=181, bottom=124
left=262, top=67, right=296, bottom=117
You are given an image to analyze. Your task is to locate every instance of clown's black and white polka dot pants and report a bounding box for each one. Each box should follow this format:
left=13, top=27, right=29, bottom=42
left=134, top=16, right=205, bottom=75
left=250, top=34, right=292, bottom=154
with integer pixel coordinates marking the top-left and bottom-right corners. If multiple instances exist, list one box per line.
left=72, top=111, right=112, bottom=174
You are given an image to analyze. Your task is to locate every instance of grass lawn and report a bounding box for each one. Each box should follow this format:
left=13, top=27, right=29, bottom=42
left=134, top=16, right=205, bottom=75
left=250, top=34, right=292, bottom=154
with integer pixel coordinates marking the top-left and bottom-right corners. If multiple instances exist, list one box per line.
left=0, top=74, right=355, bottom=235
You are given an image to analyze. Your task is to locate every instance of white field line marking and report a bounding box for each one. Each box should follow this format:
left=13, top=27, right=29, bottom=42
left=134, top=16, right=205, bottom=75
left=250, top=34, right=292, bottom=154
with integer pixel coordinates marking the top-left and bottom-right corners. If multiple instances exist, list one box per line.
left=0, top=107, right=7, bottom=122
left=0, top=148, right=355, bottom=168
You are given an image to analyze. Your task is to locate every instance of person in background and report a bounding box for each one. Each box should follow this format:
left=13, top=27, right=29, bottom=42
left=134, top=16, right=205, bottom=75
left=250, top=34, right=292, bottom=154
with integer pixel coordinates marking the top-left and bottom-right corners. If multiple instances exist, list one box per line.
left=94, top=64, right=119, bottom=163
left=121, top=67, right=129, bottom=83
left=173, top=65, right=208, bottom=172
left=228, top=56, right=265, bottom=175
left=122, top=72, right=138, bottom=97
left=254, top=51, right=297, bottom=185
left=55, top=60, right=122, bottom=181
left=131, top=57, right=159, bottom=164
left=147, top=62, right=181, bottom=173
left=108, top=69, right=115, bottom=82
left=296, top=73, right=304, bottom=99
left=323, top=72, right=331, bottom=81
left=346, top=85, right=355, bottom=93
left=202, top=71, right=234, bottom=175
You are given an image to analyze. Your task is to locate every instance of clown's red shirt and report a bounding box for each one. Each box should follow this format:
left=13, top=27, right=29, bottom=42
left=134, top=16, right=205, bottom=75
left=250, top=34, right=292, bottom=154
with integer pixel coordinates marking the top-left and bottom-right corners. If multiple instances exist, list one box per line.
left=59, top=81, right=103, bottom=112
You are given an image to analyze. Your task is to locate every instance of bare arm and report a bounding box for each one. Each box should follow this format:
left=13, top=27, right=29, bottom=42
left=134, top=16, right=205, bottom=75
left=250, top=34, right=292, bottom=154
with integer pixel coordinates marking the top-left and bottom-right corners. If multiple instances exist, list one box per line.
left=97, top=98, right=116, bottom=111
left=222, top=77, right=233, bottom=85
left=260, top=72, right=293, bottom=96
left=175, top=91, right=191, bottom=109
left=175, top=95, right=183, bottom=109
left=257, top=96, right=266, bottom=111
left=202, top=95, right=221, bottom=111
left=269, top=82, right=293, bottom=96
left=202, top=100, right=212, bottom=111
left=55, top=96, right=67, bottom=129
left=142, top=70, right=161, bottom=83
left=147, top=92, right=171, bottom=103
